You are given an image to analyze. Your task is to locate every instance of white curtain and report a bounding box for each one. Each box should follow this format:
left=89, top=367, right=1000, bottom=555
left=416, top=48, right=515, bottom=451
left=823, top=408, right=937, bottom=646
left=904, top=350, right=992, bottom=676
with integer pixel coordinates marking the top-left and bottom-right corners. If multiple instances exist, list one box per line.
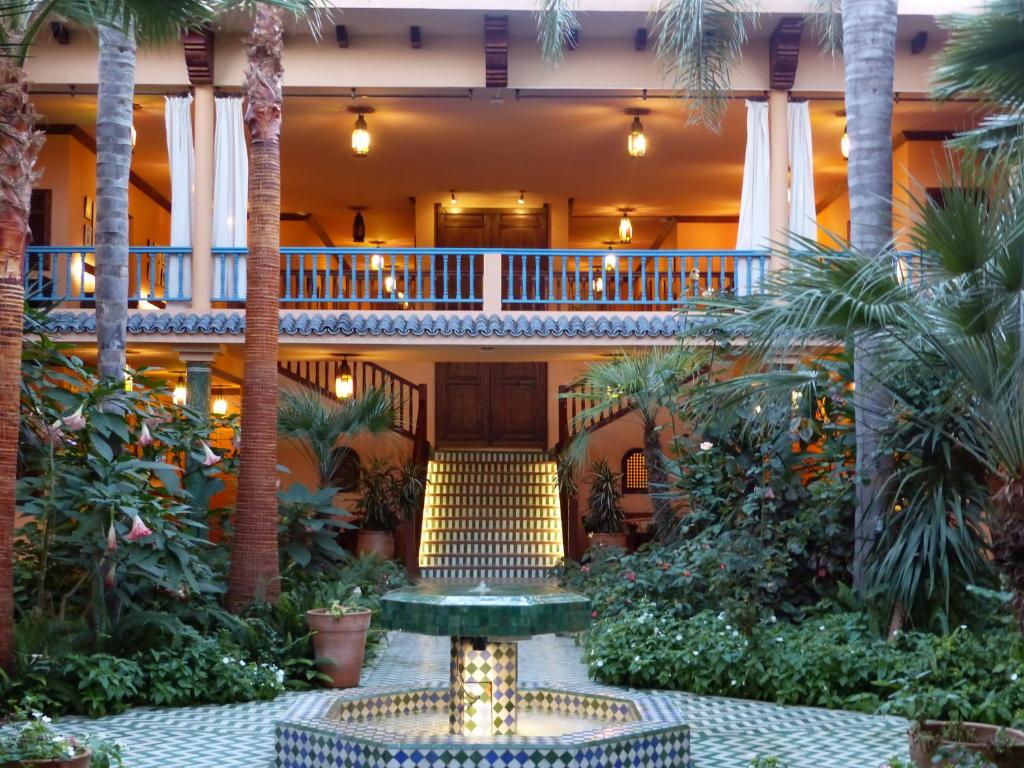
left=788, top=101, right=817, bottom=248
left=735, top=100, right=770, bottom=296
left=164, top=95, right=194, bottom=300
left=212, top=96, right=248, bottom=300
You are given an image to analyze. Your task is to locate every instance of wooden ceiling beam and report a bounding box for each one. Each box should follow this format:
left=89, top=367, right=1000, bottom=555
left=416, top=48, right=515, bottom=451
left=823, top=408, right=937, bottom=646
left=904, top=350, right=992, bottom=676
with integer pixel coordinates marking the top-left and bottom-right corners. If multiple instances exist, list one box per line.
left=768, top=17, right=803, bottom=91
left=181, top=28, right=215, bottom=86
left=484, top=16, right=509, bottom=88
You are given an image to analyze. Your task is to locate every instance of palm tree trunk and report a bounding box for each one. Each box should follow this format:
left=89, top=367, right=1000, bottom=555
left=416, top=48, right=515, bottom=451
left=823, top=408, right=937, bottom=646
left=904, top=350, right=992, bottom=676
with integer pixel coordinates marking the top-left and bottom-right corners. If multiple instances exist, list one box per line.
left=228, top=2, right=283, bottom=611
left=95, top=25, right=136, bottom=383
left=842, top=0, right=898, bottom=592
left=644, top=423, right=674, bottom=539
left=0, top=58, right=43, bottom=671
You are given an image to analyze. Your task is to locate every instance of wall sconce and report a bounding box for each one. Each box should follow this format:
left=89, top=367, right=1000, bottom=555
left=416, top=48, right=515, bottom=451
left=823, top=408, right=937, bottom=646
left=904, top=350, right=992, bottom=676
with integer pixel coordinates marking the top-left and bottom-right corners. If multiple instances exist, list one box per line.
left=335, top=357, right=354, bottom=400
left=172, top=376, right=187, bottom=406
left=450, top=190, right=458, bottom=207
left=348, top=106, right=374, bottom=156
left=625, top=108, right=649, bottom=158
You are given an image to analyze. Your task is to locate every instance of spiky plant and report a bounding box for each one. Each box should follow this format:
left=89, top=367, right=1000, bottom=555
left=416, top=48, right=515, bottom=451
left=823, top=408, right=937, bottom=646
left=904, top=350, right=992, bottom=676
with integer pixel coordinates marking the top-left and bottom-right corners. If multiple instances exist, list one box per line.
left=535, top=0, right=579, bottom=68
left=584, top=458, right=626, bottom=534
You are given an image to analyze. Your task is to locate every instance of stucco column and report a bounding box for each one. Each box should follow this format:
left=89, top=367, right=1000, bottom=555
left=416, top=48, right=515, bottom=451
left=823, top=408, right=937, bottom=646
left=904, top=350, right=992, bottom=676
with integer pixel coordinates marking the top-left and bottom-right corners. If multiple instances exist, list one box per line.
left=179, top=347, right=218, bottom=515
left=482, top=253, right=502, bottom=314
left=768, top=90, right=789, bottom=269
left=192, top=85, right=215, bottom=312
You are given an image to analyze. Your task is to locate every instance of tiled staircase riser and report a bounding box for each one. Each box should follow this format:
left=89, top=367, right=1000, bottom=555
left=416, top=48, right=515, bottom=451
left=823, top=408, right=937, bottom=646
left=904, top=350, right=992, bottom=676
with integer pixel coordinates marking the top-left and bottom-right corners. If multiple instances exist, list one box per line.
left=419, top=450, right=564, bottom=580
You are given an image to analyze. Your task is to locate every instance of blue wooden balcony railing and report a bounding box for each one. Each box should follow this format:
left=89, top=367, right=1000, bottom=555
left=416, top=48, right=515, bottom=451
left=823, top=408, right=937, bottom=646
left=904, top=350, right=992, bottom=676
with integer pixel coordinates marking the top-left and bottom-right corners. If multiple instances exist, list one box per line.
left=502, top=249, right=769, bottom=309
left=24, top=246, right=192, bottom=303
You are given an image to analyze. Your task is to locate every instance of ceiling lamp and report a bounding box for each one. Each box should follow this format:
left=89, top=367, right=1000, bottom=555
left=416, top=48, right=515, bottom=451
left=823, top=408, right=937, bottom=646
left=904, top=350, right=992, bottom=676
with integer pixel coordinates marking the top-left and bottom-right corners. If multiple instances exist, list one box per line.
left=212, top=388, right=229, bottom=416
left=603, top=249, right=618, bottom=272
left=840, top=125, right=850, bottom=160
left=517, top=190, right=525, bottom=205
left=450, top=190, right=458, bottom=207
left=172, top=376, right=187, bottom=406
left=625, top=108, right=649, bottom=158
left=348, top=106, right=374, bottom=157
left=617, top=208, right=635, bottom=244
left=352, top=207, right=366, bottom=243
left=335, top=357, right=354, bottom=400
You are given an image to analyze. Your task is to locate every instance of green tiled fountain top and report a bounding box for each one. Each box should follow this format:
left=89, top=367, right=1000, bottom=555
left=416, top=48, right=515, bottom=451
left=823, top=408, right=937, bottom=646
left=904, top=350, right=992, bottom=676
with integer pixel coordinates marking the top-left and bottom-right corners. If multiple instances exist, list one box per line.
left=380, top=582, right=592, bottom=638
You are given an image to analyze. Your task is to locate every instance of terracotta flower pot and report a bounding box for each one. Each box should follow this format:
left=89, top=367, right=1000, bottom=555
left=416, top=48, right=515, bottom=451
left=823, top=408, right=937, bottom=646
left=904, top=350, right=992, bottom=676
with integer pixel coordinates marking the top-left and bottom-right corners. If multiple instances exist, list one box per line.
left=589, top=532, right=628, bottom=550
left=1, top=748, right=92, bottom=768
left=356, top=529, right=395, bottom=560
left=909, top=720, right=1024, bottom=768
left=306, top=609, right=372, bottom=688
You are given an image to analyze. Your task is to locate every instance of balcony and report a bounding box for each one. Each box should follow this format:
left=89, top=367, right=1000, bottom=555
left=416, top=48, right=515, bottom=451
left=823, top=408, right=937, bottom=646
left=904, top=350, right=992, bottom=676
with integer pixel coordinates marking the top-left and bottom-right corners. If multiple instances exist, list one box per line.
left=26, top=246, right=770, bottom=316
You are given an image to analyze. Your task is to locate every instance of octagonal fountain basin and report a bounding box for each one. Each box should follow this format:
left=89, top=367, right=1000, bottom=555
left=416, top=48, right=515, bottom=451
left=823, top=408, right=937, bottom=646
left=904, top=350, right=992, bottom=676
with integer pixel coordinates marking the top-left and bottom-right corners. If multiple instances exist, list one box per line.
left=274, top=685, right=691, bottom=768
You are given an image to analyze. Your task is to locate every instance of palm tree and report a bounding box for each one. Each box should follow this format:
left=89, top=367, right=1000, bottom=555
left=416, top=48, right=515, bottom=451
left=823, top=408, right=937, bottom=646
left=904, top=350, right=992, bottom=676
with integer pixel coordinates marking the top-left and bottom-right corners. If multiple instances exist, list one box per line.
left=226, top=1, right=285, bottom=612
left=561, top=347, right=706, bottom=538
left=278, top=386, right=395, bottom=488
left=694, top=146, right=1024, bottom=632
left=0, top=0, right=210, bottom=673
left=841, top=0, right=899, bottom=592
left=95, top=23, right=137, bottom=384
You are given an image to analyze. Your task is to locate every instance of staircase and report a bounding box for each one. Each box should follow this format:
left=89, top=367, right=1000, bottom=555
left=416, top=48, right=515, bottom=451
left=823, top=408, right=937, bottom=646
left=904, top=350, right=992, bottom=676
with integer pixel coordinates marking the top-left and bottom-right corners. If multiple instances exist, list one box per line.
left=419, top=450, right=564, bottom=580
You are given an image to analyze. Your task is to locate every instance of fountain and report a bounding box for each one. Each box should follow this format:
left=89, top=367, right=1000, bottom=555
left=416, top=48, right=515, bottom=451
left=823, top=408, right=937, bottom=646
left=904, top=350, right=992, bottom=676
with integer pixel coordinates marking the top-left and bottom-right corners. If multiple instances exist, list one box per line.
left=274, top=581, right=691, bottom=768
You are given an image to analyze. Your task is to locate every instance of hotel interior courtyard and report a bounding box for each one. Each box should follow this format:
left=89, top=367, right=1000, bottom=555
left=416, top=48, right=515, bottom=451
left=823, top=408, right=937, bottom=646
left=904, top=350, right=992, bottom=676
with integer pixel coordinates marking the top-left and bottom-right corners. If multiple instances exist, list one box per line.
left=3, top=0, right=1024, bottom=767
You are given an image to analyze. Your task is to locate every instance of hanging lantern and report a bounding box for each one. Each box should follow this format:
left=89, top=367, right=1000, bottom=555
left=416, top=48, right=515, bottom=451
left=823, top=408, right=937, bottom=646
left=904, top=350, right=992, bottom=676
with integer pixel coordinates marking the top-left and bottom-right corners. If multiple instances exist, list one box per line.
left=517, top=190, right=525, bottom=205
left=625, top=108, right=649, bottom=158
left=840, top=125, right=850, bottom=160
left=449, top=190, right=459, bottom=207
left=352, top=209, right=366, bottom=243
left=592, top=275, right=604, bottom=294
left=604, top=252, right=617, bottom=271
left=348, top=106, right=374, bottom=157
left=212, top=388, right=229, bottom=416
left=335, top=358, right=354, bottom=400
left=172, top=376, right=187, bottom=406
left=617, top=209, right=634, bottom=244
left=384, top=274, right=396, bottom=295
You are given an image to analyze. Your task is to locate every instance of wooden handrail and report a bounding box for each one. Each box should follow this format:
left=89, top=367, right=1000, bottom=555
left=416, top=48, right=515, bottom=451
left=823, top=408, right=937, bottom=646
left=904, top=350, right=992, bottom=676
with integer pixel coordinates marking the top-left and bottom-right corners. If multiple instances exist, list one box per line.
left=557, top=380, right=634, bottom=438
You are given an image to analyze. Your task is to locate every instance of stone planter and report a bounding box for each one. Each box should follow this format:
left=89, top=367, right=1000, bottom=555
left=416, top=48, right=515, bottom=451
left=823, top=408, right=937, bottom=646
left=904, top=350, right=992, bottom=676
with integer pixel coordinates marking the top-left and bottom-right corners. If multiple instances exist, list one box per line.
left=909, top=721, right=1024, bottom=768
left=589, top=532, right=628, bottom=550
left=1, top=749, right=92, bottom=768
left=356, top=529, right=395, bottom=560
left=306, top=609, right=373, bottom=688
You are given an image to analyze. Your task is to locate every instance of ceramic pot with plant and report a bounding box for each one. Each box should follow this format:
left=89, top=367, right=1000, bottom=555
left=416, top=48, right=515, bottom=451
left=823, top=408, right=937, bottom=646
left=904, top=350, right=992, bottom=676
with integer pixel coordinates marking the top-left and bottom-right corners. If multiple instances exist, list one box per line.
left=909, top=720, right=1024, bottom=768
left=0, top=712, right=123, bottom=768
left=306, top=587, right=373, bottom=688
left=584, top=459, right=628, bottom=550
left=355, top=460, right=399, bottom=559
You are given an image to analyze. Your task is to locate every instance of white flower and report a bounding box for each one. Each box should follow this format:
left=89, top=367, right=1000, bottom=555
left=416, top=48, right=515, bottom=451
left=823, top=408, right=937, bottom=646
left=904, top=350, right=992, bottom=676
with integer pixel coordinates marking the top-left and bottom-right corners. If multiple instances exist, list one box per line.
left=675, top=634, right=683, bottom=642
left=352, top=587, right=363, bottom=598
left=692, top=650, right=699, bottom=656
left=775, top=637, right=784, bottom=643
left=1012, top=673, right=1019, bottom=682
left=819, top=625, right=826, bottom=631
left=699, top=441, right=714, bottom=451
left=730, top=679, right=737, bottom=686
left=717, top=612, right=726, bottom=621
left=595, top=660, right=605, bottom=668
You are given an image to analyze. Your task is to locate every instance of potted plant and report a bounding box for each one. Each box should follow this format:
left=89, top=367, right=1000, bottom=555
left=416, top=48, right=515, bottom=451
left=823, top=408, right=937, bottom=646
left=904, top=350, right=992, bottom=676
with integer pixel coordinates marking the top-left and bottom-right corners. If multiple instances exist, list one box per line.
left=354, top=460, right=399, bottom=559
left=909, top=721, right=1024, bottom=768
left=584, top=459, right=628, bottom=550
left=392, top=461, right=425, bottom=565
left=0, top=712, right=123, bottom=768
left=305, top=586, right=373, bottom=688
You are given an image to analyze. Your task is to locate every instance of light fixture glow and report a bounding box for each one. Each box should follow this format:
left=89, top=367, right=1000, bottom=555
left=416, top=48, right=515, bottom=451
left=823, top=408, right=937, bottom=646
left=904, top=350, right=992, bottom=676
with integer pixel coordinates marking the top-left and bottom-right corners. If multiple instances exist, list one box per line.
left=592, top=275, right=604, bottom=294
left=370, top=253, right=384, bottom=271
left=627, top=116, right=646, bottom=157
left=450, top=190, right=458, bottom=207
left=212, top=389, right=229, bottom=416
left=130, top=124, right=137, bottom=150
left=384, top=274, right=395, bottom=294
left=335, top=358, right=354, bottom=400
left=840, top=125, right=850, bottom=160
left=351, top=110, right=371, bottom=157
left=517, top=190, right=525, bottom=205
left=604, top=252, right=618, bottom=271
left=124, top=373, right=134, bottom=393
left=617, top=209, right=634, bottom=244
left=172, top=376, right=187, bottom=406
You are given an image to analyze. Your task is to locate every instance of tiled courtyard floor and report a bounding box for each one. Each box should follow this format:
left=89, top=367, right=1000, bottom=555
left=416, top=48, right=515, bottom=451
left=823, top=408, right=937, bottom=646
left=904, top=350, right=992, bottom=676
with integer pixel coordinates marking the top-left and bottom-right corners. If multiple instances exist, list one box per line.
left=61, top=632, right=909, bottom=767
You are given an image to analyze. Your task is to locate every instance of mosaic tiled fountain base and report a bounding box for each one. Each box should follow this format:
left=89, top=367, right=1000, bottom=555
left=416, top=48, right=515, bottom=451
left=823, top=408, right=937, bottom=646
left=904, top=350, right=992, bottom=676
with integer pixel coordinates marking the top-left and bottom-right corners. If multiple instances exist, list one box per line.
left=274, top=685, right=691, bottom=768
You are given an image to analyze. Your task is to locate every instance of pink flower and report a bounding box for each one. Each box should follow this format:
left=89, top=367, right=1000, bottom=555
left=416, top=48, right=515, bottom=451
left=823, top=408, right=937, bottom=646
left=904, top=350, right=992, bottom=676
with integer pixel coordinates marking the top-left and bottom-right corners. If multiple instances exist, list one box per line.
left=106, top=523, right=118, bottom=552
left=138, top=422, right=154, bottom=447
left=199, top=441, right=221, bottom=467
left=62, top=404, right=86, bottom=431
left=104, top=563, right=117, bottom=588
left=625, top=572, right=636, bottom=583
left=720, top=563, right=726, bottom=570
left=45, top=419, right=65, bottom=446
left=581, top=565, right=590, bottom=574
left=683, top=570, right=692, bottom=577
left=817, top=567, right=828, bottom=579
left=126, top=515, right=153, bottom=542
left=591, top=610, right=599, bottom=619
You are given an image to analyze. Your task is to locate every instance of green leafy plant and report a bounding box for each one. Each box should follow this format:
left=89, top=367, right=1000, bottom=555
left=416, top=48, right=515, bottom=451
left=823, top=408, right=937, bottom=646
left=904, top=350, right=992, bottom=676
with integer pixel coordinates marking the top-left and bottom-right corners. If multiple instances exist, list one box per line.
left=277, top=481, right=353, bottom=576
left=355, top=459, right=400, bottom=532
left=583, top=459, right=626, bottom=534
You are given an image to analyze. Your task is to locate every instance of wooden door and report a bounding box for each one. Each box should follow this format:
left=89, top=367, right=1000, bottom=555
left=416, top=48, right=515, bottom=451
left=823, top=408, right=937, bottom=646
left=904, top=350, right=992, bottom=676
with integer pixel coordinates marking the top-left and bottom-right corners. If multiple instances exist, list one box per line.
left=436, top=362, right=547, bottom=447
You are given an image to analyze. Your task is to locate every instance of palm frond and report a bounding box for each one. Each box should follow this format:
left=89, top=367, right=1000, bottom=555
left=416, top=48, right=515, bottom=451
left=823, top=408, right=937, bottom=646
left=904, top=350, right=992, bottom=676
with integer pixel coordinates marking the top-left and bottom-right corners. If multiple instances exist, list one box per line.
left=535, top=0, right=579, bottom=69
left=809, top=0, right=842, bottom=58
left=650, top=0, right=754, bottom=131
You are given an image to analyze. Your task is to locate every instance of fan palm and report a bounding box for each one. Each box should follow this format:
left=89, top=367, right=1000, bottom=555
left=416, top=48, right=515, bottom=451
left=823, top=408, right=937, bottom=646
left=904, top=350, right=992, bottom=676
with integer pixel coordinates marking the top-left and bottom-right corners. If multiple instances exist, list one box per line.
left=693, top=145, right=1024, bottom=631
left=278, top=386, right=396, bottom=488
left=561, top=347, right=707, bottom=539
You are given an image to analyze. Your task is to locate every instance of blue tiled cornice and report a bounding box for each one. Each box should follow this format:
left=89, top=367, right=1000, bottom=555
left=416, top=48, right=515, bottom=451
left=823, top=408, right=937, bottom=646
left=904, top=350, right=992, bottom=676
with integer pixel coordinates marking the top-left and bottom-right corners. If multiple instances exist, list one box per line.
left=41, top=312, right=700, bottom=339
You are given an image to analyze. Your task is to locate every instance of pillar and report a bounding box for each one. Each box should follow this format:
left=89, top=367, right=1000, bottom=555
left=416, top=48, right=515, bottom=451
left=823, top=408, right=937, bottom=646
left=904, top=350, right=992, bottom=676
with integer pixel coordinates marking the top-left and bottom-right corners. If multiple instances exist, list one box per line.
left=549, top=199, right=569, bottom=249
left=482, top=254, right=502, bottom=314
left=449, top=638, right=518, bottom=736
left=192, top=85, right=215, bottom=312
left=768, top=90, right=789, bottom=268
left=415, top=198, right=436, bottom=248
left=179, top=347, right=218, bottom=514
